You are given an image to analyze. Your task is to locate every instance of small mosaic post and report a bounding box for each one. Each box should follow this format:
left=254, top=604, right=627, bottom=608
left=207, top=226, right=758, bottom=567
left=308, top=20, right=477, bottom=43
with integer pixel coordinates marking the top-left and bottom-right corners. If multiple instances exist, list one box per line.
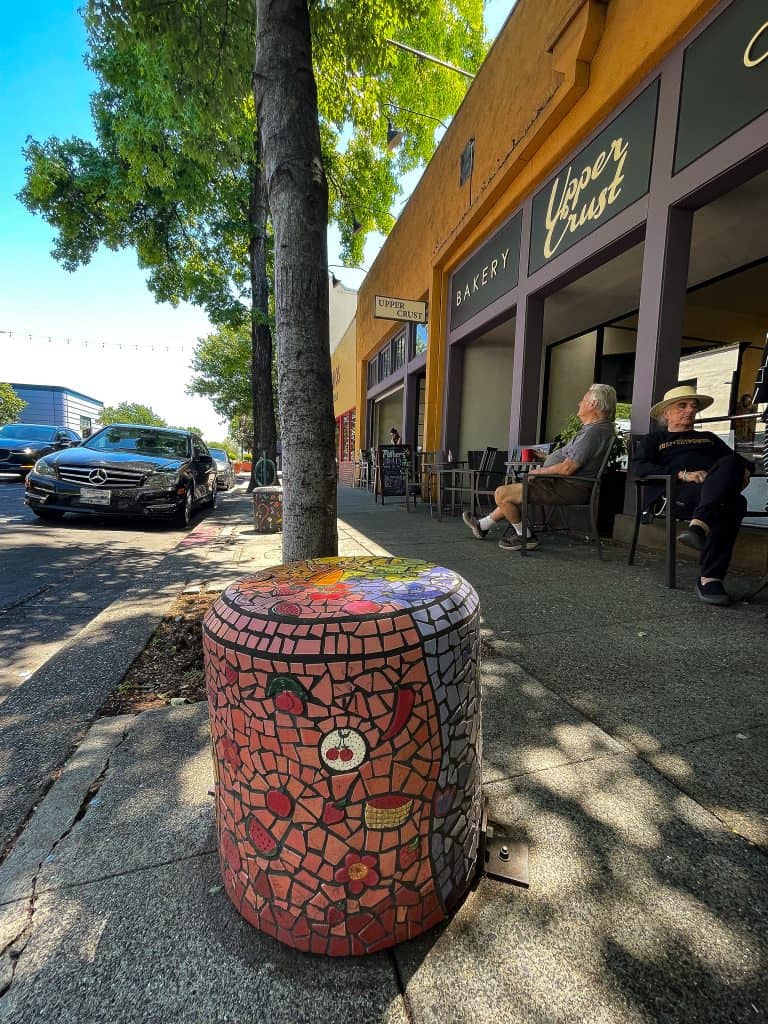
left=252, top=486, right=283, bottom=534
left=203, top=556, right=482, bottom=956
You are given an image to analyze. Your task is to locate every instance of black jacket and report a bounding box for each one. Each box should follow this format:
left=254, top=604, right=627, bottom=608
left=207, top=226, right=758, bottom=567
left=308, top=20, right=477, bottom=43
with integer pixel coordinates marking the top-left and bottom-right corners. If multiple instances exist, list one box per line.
left=632, top=430, right=754, bottom=479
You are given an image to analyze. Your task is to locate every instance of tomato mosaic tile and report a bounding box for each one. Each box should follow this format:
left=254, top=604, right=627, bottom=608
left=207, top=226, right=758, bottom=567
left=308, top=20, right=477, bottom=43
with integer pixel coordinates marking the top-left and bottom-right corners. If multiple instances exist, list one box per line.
left=204, top=556, right=482, bottom=956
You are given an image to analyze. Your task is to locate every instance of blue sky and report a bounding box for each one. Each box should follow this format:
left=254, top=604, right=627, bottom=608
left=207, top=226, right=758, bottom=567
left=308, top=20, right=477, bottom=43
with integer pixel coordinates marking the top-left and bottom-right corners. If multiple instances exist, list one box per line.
left=0, top=1, right=515, bottom=438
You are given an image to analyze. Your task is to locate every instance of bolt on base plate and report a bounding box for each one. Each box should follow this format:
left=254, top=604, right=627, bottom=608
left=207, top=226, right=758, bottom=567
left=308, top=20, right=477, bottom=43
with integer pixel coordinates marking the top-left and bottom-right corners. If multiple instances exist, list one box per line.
left=478, top=805, right=529, bottom=887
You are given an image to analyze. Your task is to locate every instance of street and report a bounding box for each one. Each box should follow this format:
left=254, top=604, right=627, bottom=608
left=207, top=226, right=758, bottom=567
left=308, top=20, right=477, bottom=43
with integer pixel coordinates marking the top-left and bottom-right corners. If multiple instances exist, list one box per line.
left=0, top=472, right=236, bottom=856
left=0, top=475, right=188, bottom=702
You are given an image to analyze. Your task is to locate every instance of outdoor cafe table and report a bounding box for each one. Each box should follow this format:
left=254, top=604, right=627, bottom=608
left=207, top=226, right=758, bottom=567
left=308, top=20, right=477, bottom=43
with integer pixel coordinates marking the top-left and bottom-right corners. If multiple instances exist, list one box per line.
left=424, top=461, right=469, bottom=518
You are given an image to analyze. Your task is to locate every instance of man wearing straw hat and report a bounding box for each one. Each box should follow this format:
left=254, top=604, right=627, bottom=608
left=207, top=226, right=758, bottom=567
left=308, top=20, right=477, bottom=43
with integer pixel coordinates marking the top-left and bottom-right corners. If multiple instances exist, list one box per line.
left=632, top=385, right=754, bottom=606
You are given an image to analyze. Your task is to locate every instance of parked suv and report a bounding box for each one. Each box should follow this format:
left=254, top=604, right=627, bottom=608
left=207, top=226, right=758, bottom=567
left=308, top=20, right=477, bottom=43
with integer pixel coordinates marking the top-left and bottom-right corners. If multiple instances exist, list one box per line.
left=0, top=423, right=81, bottom=479
left=24, top=423, right=217, bottom=527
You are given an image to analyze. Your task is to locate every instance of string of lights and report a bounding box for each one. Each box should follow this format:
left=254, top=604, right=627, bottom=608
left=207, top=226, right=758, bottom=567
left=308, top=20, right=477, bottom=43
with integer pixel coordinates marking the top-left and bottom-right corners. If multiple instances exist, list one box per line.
left=0, top=328, right=194, bottom=354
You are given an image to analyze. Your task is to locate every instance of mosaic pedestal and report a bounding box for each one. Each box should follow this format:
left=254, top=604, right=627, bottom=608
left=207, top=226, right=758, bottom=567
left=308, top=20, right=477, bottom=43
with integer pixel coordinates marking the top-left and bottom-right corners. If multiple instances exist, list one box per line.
left=252, top=486, right=283, bottom=534
left=203, top=556, right=482, bottom=956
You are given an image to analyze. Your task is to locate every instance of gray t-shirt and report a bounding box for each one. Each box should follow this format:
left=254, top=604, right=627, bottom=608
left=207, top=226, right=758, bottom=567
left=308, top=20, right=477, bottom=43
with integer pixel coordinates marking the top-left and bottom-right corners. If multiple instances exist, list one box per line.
left=543, top=419, right=615, bottom=479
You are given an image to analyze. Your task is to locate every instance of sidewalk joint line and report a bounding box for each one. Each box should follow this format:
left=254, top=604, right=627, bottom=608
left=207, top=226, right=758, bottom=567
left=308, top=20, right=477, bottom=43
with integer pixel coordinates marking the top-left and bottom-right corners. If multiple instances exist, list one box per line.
left=387, top=948, right=416, bottom=1023
left=482, top=746, right=630, bottom=788
left=33, top=848, right=218, bottom=899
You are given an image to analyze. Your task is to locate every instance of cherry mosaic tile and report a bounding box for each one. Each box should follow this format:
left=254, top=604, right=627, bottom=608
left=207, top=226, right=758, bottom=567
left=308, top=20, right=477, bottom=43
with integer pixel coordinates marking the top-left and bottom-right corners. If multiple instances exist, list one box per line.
left=204, top=556, right=481, bottom=956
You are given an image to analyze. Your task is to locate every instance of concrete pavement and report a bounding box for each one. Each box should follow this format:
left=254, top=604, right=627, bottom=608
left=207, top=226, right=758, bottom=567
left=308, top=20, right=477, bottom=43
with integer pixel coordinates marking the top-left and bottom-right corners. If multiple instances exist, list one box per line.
left=0, top=484, right=766, bottom=1022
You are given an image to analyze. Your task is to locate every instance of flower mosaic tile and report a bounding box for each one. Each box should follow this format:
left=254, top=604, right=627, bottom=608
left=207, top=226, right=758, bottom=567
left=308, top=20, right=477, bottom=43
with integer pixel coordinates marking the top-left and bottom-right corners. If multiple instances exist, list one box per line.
left=203, top=556, right=482, bottom=956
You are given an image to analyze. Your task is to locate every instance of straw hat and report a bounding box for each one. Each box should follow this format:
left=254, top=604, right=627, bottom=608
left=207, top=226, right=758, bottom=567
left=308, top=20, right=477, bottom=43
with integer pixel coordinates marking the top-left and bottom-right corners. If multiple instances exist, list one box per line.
left=650, top=385, right=714, bottom=420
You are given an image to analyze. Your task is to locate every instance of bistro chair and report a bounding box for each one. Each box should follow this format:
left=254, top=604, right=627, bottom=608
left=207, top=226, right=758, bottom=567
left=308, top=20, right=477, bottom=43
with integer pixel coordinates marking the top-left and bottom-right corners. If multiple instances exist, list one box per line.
left=470, top=447, right=506, bottom=515
left=518, top=438, right=614, bottom=557
left=354, top=449, right=373, bottom=489
left=628, top=432, right=768, bottom=589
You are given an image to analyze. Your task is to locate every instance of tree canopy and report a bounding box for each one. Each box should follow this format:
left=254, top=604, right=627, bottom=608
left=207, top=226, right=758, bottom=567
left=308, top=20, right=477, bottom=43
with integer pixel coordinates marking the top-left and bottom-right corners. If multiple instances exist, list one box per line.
left=0, top=384, right=27, bottom=425
left=20, top=0, right=485, bottom=319
left=20, top=0, right=487, bottom=556
left=100, top=401, right=167, bottom=426
left=188, top=325, right=254, bottom=424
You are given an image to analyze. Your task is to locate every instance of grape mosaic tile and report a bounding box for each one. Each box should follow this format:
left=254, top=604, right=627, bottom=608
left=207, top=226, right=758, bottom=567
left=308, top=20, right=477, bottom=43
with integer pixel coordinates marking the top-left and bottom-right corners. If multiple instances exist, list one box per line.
left=203, top=556, right=482, bottom=956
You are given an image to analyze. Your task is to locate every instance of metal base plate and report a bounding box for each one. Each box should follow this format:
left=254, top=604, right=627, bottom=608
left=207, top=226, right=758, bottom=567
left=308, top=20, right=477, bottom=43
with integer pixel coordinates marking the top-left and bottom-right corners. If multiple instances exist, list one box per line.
left=479, top=807, right=530, bottom=887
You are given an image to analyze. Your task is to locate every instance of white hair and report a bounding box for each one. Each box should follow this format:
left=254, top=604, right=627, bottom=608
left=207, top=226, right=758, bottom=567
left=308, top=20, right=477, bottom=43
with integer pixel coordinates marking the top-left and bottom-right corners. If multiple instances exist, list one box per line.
left=587, top=384, right=617, bottom=420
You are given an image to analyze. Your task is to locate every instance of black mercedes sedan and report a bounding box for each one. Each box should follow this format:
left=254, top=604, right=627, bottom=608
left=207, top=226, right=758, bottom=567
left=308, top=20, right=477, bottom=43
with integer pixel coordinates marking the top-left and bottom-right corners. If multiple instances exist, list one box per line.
left=0, top=423, right=81, bottom=479
left=24, top=423, right=217, bottom=527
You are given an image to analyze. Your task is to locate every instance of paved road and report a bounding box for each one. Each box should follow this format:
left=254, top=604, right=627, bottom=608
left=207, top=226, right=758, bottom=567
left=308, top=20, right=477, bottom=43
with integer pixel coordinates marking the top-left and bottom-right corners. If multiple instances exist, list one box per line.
left=0, top=474, right=186, bottom=702
left=0, top=474, right=245, bottom=857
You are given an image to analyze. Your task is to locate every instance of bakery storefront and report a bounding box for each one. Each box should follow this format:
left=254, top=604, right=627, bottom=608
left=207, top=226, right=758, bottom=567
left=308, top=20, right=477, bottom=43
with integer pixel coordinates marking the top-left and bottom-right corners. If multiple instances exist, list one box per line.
left=358, top=0, right=768, bottom=498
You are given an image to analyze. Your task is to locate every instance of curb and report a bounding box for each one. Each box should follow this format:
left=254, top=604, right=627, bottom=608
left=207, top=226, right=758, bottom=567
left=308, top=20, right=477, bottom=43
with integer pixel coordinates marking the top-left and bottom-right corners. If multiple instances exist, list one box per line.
left=0, top=510, right=232, bottom=865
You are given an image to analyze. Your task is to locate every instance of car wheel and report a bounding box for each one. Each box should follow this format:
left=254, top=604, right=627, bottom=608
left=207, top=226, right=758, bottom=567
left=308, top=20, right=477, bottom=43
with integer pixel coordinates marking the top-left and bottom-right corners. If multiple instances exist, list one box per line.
left=32, top=508, right=65, bottom=521
left=175, top=488, right=193, bottom=528
left=205, top=481, right=218, bottom=510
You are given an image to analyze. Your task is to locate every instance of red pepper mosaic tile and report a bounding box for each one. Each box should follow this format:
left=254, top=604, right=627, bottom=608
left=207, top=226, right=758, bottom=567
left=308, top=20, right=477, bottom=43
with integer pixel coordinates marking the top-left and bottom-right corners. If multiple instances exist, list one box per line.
left=203, top=556, right=482, bottom=956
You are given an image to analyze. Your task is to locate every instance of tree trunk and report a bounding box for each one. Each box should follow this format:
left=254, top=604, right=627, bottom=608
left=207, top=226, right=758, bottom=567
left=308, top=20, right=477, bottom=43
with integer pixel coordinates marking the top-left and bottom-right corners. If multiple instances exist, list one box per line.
left=253, top=0, right=337, bottom=560
left=247, top=131, right=278, bottom=493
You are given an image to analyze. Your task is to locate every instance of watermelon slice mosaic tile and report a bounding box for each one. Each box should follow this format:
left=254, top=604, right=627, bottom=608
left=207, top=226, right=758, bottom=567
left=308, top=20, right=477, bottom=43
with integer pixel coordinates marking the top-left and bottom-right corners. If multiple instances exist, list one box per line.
left=203, top=556, right=482, bottom=956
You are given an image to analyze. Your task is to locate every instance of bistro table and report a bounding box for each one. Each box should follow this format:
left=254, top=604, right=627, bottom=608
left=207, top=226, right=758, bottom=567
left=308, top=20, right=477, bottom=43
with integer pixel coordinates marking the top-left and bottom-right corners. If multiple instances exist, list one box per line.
left=425, top=461, right=470, bottom=519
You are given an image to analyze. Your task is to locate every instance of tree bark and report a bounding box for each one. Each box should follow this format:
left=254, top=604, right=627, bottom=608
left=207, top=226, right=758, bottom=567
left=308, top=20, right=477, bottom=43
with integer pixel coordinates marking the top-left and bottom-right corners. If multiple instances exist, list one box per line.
left=253, top=0, right=337, bottom=560
left=248, top=130, right=278, bottom=492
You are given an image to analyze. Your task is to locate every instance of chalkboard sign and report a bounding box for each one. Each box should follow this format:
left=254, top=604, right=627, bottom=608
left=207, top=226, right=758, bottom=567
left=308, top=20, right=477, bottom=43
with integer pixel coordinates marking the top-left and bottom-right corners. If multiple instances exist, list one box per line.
left=376, top=445, right=411, bottom=503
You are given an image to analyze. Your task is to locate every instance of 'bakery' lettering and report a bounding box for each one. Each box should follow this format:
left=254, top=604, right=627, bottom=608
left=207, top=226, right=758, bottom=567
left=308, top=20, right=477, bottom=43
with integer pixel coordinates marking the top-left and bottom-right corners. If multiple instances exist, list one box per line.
left=455, top=248, right=510, bottom=307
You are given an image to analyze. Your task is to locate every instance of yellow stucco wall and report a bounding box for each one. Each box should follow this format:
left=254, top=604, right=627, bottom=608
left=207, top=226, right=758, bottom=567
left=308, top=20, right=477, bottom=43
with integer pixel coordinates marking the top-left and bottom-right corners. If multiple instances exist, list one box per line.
left=357, top=0, right=721, bottom=450
left=332, top=315, right=357, bottom=417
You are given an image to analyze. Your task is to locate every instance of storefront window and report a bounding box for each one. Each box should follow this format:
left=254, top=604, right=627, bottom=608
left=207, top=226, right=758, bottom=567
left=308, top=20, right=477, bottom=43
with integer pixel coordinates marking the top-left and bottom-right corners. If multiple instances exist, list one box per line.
left=336, top=410, right=356, bottom=461
left=380, top=348, right=391, bottom=379
left=342, top=414, right=350, bottom=462
left=413, top=324, right=428, bottom=357
left=392, top=334, right=405, bottom=370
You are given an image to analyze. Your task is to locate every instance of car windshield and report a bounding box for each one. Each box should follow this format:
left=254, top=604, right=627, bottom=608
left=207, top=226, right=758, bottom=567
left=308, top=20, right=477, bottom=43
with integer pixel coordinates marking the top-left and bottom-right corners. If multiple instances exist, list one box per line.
left=0, top=424, right=57, bottom=441
left=85, top=427, right=190, bottom=459
left=208, top=448, right=228, bottom=461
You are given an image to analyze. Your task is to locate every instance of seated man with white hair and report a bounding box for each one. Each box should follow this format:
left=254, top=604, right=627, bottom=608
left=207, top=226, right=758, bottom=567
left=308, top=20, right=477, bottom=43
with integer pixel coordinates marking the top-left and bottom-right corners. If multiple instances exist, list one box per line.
left=631, top=384, right=754, bottom=606
left=462, top=383, right=617, bottom=551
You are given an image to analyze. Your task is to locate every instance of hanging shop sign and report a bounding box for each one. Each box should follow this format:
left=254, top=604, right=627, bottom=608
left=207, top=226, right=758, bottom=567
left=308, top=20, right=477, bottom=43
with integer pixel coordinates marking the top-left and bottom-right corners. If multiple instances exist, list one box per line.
left=374, top=295, right=427, bottom=323
left=449, top=211, right=522, bottom=331
left=529, top=81, right=659, bottom=275
left=675, top=0, right=768, bottom=173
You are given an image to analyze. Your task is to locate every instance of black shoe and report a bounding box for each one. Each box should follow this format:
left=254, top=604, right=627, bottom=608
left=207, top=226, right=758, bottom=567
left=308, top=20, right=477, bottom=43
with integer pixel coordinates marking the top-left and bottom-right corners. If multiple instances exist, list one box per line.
left=679, top=524, right=707, bottom=551
left=462, top=512, right=487, bottom=539
left=695, top=579, right=731, bottom=606
left=498, top=531, right=539, bottom=551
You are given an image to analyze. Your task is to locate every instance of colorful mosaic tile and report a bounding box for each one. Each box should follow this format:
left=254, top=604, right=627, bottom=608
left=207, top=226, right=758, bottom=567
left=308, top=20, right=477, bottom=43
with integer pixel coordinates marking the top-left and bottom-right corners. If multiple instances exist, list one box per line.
left=252, top=487, right=283, bottom=534
left=203, top=556, right=482, bottom=956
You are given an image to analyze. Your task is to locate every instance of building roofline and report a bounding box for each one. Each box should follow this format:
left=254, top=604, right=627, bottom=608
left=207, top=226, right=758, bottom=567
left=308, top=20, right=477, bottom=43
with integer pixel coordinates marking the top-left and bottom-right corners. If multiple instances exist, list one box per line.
left=10, top=383, right=104, bottom=406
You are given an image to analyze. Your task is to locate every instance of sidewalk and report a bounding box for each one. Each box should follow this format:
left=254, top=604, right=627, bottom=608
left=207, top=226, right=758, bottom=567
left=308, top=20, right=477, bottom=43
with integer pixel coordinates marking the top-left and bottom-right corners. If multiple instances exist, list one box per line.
left=1, top=485, right=766, bottom=1023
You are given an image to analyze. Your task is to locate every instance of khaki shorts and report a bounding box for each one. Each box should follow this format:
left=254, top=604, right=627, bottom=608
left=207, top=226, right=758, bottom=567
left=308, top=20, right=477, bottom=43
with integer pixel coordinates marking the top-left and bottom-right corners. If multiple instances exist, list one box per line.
left=525, top=477, right=591, bottom=505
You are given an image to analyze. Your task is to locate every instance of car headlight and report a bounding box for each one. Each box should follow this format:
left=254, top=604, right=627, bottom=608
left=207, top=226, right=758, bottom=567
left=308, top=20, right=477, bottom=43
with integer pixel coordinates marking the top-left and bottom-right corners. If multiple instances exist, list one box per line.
left=33, top=458, right=57, bottom=477
left=145, top=471, right=180, bottom=488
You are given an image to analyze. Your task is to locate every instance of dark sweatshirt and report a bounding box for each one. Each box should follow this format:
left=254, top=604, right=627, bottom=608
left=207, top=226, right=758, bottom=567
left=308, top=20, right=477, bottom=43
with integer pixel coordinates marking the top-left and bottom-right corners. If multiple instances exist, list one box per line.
left=632, top=429, right=754, bottom=478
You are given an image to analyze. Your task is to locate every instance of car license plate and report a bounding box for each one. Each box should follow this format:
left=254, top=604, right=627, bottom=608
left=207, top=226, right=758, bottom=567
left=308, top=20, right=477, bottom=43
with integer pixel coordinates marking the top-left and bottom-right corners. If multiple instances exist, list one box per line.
left=80, top=487, right=111, bottom=506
